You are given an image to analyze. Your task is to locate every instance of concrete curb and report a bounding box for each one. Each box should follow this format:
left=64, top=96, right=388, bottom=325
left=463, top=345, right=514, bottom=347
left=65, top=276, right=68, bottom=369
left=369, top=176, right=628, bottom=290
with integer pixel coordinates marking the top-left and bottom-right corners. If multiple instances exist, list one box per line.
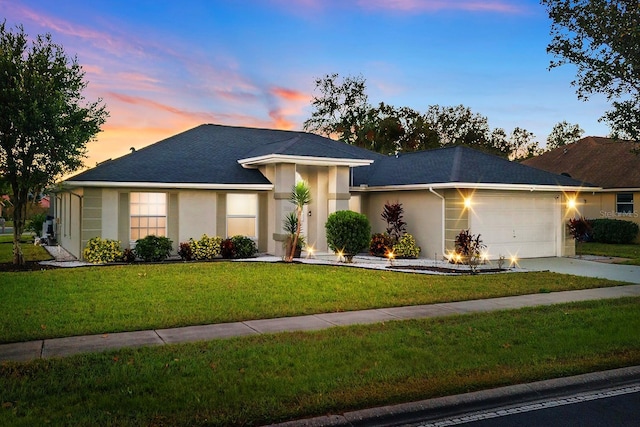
left=264, top=366, right=640, bottom=426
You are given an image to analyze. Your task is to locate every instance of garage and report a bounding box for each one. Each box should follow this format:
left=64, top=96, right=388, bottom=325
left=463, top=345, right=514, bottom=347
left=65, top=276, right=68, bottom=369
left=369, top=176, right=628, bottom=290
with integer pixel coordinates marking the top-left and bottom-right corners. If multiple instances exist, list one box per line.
left=469, top=193, right=560, bottom=259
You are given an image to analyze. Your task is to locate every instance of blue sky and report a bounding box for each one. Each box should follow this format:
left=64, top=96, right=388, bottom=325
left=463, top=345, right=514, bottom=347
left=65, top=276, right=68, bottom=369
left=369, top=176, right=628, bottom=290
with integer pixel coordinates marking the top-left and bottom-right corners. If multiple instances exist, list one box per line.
left=2, top=0, right=611, bottom=167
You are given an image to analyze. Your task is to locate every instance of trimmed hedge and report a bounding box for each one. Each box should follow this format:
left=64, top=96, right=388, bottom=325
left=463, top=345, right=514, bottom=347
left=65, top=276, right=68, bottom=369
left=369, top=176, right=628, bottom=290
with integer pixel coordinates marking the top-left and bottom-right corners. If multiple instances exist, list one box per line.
left=588, top=218, right=639, bottom=244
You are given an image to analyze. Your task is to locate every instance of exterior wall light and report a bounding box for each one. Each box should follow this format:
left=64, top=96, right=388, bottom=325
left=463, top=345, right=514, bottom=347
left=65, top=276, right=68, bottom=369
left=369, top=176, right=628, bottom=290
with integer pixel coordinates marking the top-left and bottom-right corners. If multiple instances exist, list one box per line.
left=464, top=197, right=472, bottom=209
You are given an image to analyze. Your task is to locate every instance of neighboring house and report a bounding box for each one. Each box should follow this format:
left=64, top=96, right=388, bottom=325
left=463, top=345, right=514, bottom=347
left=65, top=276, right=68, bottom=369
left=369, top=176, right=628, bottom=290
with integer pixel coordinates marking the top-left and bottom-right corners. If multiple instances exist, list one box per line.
left=523, top=136, right=640, bottom=242
left=55, top=124, right=592, bottom=260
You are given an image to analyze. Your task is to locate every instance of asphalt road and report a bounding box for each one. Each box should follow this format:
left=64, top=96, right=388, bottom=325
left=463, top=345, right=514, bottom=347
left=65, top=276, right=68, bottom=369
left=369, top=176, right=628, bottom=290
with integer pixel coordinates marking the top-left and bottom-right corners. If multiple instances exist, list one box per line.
left=414, top=384, right=640, bottom=427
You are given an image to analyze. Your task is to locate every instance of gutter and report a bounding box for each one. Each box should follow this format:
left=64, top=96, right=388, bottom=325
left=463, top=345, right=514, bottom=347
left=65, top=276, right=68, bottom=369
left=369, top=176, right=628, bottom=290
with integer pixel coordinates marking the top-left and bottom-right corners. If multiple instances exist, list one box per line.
left=429, top=187, right=446, bottom=259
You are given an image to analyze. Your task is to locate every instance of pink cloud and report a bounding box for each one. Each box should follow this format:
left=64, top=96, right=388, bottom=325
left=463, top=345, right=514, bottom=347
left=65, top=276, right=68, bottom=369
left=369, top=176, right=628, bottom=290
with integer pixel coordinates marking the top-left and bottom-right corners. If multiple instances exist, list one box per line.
left=271, top=87, right=309, bottom=103
left=357, top=0, right=524, bottom=13
left=5, top=3, right=146, bottom=58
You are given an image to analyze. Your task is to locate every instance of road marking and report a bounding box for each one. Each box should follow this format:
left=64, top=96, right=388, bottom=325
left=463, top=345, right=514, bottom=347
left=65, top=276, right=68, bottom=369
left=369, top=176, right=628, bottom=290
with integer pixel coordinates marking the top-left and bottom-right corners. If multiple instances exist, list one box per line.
left=419, top=385, right=640, bottom=426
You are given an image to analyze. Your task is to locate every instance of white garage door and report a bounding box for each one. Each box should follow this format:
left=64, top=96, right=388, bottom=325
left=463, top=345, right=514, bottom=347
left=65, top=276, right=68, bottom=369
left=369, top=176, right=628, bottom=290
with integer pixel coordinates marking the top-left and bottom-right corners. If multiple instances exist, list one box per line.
left=469, top=194, right=559, bottom=259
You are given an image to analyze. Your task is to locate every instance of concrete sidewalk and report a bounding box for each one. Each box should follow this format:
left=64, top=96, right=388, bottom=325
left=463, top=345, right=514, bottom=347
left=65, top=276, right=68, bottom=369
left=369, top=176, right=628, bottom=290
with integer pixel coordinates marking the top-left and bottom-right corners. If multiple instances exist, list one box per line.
left=2, top=284, right=639, bottom=363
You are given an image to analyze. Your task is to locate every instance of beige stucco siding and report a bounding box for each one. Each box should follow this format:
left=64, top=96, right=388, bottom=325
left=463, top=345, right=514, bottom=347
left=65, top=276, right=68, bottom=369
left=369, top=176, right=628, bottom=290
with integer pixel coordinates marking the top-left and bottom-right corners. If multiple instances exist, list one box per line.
left=580, top=191, right=640, bottom=242
left=178, top=191, right=218, bottom=243
left=361, top=190, right=443, bottom=259
left=101, top=189, right=119, bottom=240
left=444, top=189, right=469, bottom=253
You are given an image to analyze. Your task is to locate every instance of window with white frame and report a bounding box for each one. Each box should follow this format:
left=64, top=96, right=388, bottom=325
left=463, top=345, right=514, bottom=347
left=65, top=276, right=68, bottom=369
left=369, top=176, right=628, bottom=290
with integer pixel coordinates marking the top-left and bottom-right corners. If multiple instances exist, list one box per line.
left=616, top=193, right=634, bottom=214
left=227, top=193, right=257, bottom=238
left=130, top=192, right=167, bottom=241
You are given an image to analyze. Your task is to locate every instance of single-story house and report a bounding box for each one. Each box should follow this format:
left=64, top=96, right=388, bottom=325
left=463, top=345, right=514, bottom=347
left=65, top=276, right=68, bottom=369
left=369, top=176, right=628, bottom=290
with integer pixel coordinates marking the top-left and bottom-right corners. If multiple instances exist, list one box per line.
left=523, top=136, right=640, bottom=242
left=55, top=124, right=593, bottom=260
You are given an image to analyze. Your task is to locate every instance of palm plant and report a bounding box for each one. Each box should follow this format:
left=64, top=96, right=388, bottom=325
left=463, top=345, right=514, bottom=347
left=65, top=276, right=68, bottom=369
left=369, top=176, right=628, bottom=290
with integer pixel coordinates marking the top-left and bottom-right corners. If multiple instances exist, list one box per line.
left=285, top=181, right=311, bottom=262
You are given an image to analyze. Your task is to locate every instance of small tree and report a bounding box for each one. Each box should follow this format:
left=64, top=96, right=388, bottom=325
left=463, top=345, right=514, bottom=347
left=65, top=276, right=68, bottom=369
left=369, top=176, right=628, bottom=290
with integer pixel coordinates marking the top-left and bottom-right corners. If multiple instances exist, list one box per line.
left=0, top=23, right=108, bottom=265
left=325, top=210, right=371, bottom=263
left=567, top=217, right=592, bottom=257
left=454, top=229, right=486, bottom=274
left=381, top=202, right=406, bottom=243
left=285, top=181, right=311, bottom=262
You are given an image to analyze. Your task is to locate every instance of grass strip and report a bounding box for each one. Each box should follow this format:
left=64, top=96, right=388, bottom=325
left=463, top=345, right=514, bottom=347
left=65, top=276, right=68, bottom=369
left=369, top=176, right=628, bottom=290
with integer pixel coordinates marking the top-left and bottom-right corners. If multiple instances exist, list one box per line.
left=0, top=241, right=51, bottom=264
left=0, top=262, right=627, bottom=343
left=577, top=242, right=640, bottom=265
left=1, top=297, right=639, bottom=426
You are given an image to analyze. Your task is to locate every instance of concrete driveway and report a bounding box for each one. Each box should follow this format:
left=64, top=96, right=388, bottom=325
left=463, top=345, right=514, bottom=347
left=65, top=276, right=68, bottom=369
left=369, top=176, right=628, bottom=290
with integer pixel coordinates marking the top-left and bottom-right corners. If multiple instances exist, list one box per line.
left=518, top=257, right=640, bottom=284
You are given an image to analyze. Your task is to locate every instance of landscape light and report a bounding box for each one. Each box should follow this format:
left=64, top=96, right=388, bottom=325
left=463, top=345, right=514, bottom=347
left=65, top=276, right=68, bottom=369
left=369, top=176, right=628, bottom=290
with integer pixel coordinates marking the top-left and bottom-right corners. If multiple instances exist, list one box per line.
left=305, top=245, right=315, bottom=259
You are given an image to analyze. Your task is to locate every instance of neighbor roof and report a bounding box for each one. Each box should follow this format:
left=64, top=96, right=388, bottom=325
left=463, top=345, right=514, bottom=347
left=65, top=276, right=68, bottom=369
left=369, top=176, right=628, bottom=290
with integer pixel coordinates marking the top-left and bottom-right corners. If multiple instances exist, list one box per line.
left=353, top=145, right=592, bottom=189
left=66, top=124, right=380, bottom=187
left=522, top=137, right=640, bottom=189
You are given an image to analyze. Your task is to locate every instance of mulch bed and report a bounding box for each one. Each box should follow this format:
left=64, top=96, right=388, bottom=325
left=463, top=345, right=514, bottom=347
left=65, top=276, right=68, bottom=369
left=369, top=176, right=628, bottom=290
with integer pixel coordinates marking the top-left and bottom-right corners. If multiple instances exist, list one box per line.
left=388, top=265, right=508, bottom=274
left=0, top=261, right=59, bottom=272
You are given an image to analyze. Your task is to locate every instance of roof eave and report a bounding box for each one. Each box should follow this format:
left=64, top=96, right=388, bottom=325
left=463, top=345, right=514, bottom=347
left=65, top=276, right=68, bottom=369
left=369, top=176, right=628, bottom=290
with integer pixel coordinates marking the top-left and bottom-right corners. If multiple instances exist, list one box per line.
left=61, top=181, right=274, bottom=191
left=238, top=154, right=374, bottom=168
left=351, top=182, right=598, bottom=192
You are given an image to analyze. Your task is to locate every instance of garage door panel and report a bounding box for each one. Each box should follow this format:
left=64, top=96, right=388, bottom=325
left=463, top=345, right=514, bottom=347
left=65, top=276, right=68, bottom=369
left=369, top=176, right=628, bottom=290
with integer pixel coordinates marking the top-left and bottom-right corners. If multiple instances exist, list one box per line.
left=470, top=195, right=557, bottom=259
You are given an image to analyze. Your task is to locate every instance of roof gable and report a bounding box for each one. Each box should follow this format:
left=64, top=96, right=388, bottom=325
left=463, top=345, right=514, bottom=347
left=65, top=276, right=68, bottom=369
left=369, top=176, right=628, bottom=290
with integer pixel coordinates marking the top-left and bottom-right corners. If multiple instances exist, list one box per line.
left=522, top=137, right=640, bottom=189
left=66, top=124, right=378, bottom=186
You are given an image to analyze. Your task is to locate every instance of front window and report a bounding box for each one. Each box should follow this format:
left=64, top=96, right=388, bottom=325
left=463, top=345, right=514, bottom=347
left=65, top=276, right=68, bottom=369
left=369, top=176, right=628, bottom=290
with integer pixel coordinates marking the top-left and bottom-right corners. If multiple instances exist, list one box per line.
left=130, top=192, right=167, bottom=241
left=616, top=193, right=634, bottom=214
left=227, top=193, right=257, bottom=238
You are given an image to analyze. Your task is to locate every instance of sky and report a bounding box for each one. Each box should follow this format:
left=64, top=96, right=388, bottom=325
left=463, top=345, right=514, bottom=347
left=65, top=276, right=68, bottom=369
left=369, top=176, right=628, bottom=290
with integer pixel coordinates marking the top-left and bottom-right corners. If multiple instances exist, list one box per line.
left=2, top=0, right=612, bottom=169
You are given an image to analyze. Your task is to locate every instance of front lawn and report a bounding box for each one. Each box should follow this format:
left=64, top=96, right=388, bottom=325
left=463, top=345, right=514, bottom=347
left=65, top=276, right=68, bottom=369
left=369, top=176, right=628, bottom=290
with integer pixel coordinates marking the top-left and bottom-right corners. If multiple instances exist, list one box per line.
left=577, top=242, right=640, bottom=265
left=1, top=298, right=639, bottom=426
left=0, top=262, right=628, bottom=343
left=0, top=239, right=51, bottom=264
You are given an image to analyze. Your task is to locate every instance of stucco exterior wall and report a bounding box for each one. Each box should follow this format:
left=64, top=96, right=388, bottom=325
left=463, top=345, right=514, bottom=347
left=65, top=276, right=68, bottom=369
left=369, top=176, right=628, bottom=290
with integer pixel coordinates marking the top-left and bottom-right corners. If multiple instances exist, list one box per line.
left=178, top=191, right=218, bottom=243
left=361, top=190, right=444, bottom=259
left=580, top=191, right=640, bottom=242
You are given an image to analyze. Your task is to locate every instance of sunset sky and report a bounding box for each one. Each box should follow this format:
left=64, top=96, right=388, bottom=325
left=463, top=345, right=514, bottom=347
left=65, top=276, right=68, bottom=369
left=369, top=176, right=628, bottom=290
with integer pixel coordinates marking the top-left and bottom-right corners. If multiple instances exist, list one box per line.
left=2, top=0, right=611, bottom=169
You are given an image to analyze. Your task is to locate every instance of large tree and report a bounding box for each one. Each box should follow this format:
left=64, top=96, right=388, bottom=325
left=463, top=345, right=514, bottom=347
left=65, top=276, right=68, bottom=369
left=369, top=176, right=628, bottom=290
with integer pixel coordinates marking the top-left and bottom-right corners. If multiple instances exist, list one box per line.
left=0, top=23, right=108, bottom=265
left=542, top=0, right=640, bottom=141
left=546, top=120, right=585, bottom=150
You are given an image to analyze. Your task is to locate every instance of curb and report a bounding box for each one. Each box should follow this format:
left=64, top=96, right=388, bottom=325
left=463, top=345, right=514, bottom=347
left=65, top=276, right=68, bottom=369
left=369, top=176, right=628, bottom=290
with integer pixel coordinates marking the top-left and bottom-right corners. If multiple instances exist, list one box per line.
left=263, top=365, right=640, bottom=426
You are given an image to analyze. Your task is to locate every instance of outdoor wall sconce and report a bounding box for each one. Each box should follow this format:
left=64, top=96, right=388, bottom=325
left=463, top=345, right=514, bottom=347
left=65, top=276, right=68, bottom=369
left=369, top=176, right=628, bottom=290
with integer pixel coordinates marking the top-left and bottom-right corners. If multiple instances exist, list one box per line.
left=463, top=197, right=472, bottom=209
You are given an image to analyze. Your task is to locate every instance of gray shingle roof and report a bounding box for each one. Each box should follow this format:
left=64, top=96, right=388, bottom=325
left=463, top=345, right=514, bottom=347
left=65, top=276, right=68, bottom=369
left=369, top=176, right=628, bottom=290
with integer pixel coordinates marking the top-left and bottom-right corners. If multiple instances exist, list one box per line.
left=67, top=124, right=592, bottom=188
left=67, top=124, right=379, bottom=185
left=353, top=145, right=593, bottom=188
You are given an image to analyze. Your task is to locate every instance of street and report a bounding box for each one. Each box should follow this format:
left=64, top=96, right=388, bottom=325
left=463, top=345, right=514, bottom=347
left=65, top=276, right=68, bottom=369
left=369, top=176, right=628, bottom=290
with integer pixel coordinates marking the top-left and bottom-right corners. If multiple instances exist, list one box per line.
left=415, top=384, right=640, bottom=427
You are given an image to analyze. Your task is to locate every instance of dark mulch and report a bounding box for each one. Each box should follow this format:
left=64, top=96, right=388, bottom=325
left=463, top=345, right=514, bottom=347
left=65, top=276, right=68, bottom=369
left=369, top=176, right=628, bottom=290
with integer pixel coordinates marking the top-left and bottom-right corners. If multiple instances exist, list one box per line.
left=388, top=265, right=508, bottom=274
left=0, top=261, right=59, bottom=272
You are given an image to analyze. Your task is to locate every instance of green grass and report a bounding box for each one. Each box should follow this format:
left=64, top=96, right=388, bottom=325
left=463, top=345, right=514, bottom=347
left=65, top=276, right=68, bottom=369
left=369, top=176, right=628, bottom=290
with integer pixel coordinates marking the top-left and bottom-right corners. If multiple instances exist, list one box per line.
left=0, top=262, right=628, bottom=343
left=577, top=242, right=640, bottom=265
left=1, top=298, right=639, bottom=426
left=0, top=239, right=52, bottom=263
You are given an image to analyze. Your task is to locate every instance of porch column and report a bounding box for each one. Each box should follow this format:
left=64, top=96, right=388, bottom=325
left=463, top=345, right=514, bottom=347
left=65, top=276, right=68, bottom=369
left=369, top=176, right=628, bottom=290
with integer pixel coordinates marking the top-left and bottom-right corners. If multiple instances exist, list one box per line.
left=327, top=166, right=351, bottom=214
left=267, top=163, right=296, bottom=256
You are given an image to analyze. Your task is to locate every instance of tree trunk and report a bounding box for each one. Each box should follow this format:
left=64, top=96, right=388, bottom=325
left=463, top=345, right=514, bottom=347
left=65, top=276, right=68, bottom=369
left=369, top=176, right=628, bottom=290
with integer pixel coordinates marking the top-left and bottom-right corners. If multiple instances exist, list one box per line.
left=288, top=207, right=302, bottom=262
left=12, top=190, right=27, bottom=265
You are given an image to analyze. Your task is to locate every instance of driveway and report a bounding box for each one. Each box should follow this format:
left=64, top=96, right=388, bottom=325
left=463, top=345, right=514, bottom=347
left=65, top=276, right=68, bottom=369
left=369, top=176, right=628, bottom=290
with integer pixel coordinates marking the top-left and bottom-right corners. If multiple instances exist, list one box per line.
left=518, top=257, right=640, bottom=284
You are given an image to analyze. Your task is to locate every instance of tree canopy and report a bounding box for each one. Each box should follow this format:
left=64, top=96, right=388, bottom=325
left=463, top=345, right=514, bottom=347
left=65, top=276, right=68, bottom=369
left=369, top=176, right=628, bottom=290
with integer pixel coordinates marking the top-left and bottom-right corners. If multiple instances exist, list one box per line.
left=0, top=23, right=108, bottom=265
left=303, top=73, right=545, bottom=159
left=542, top=0, right=640, bottom=142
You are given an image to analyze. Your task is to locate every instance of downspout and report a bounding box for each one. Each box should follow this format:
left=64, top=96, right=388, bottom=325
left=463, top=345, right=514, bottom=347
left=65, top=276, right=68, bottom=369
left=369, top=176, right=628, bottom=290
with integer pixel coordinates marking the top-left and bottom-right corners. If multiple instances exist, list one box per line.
left=429, top=187, right=445, bottom=259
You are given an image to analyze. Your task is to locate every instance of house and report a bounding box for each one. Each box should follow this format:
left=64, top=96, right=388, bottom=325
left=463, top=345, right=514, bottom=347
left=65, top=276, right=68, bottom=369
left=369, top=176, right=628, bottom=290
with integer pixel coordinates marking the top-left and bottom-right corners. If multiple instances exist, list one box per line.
left=523, top=136, right=640, bottom=242
left=55, top=124, right=592, bottom=260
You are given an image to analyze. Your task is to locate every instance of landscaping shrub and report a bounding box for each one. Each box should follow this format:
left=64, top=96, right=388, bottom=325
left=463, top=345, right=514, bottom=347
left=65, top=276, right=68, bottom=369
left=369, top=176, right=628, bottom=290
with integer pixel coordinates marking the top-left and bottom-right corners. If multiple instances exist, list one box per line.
left=325, top=210, right=371, bottom=262
left=178, top=242, right=194, bottom=261
left=83, top=237, right=123, bottom=264
left=369, top=232, right=393, bottom=257
left=26, top=213, right=47, bottom=237
left=588, top=218, right=639, bottom=244
left=134, top=235, right=173, bottom=262
left=121, top=248, right=136, bottom=263
left=220, top=238, right=236, bottom=259
left=567, top=217, right=592, bottom=243
left=453, top=229, right=486, bottom=274
left=394, top=233, right=421, bottom=258
left=381, top=202, right=406, bottom=243
left=189, top=234, right=222, bottom=260
left=231, top=235, right=258, bottom=259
